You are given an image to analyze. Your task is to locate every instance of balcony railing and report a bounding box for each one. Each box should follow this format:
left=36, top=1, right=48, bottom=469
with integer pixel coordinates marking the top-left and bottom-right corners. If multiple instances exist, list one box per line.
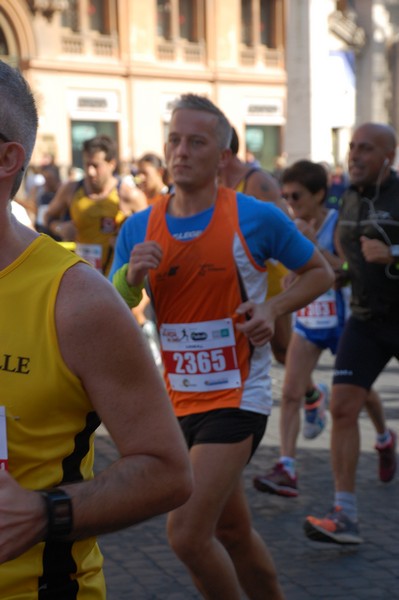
left=156, top=39, right=205, bottom=64
left=240, top=44, right=284, bottom=69
left=61, top=32, right=118, bottom=58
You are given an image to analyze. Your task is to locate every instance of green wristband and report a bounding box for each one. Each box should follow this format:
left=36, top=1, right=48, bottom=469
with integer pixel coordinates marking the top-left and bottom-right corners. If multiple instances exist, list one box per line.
left=112, top=264, right=144, bottom=308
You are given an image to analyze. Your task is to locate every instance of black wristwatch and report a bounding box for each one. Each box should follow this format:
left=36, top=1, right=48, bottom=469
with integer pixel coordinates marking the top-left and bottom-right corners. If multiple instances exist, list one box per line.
left=40, top=488, right=73, bottom=540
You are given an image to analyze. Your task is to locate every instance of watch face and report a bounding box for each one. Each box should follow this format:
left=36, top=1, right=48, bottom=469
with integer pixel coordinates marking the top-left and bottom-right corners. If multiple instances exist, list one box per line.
left=390, top=245, right=399, bottom=258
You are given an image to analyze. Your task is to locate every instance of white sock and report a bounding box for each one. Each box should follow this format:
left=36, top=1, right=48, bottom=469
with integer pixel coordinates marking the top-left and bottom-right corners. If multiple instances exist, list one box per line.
left=334, top=492, right=357, bottom=522
left=376, top=429, right=391, bottom=447
left=279, top=456, right=296, bottom=477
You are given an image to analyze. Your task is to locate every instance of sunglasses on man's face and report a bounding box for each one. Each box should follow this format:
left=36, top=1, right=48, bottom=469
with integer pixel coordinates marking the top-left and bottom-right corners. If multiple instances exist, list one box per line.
left=282, top=191, right=302, bottom=201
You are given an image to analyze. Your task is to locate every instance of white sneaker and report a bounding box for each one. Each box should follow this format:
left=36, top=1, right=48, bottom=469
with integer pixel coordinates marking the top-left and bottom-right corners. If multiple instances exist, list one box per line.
left=303, top=383, right=329, bottom=439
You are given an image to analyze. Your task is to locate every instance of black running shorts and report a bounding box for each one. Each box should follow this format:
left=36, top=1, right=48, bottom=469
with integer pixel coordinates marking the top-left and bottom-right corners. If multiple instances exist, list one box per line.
left=333, top=315, right=399, bottom=390
left=178, top=408, right=268, bottom=459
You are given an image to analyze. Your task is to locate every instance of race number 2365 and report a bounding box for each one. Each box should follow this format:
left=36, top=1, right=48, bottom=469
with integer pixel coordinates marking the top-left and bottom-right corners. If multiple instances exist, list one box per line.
left=171, top=348, right=229, bottom=374
left=160, top=319, right=241, bottom=391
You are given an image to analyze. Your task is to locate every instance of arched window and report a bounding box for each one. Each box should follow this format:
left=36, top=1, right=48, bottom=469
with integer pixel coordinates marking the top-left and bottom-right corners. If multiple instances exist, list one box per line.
left=0, top=27, right=9, bottom=56
left=0, top=12, right=19, bottom=65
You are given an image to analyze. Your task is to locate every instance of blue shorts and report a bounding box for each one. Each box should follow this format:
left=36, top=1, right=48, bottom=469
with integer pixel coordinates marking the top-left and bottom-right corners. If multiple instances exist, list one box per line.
left=293, top=321, right=344, bottom=354
left=178, top=408, right=268, bottom=460
left=293, top=286, right=349, bottom=354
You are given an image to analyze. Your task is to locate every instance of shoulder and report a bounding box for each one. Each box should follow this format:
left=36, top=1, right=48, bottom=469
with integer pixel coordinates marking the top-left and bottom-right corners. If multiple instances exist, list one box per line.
left=118, top=180, right=148, bottom=213
left=237, top=192, right=294, bottom=233
left=237, top=192, right=287, bottom=217
left=59, top=179, right=83, bottom=201
left=245, top=169, right=281, bottom=201
left=57, top=262, right=126, bottom=317
left=55, top=263, right=136, bottom=372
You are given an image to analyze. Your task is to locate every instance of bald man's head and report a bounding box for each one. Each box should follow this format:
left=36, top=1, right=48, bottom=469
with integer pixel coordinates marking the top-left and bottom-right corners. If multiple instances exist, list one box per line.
left=348, top=122, right=397, bottom=188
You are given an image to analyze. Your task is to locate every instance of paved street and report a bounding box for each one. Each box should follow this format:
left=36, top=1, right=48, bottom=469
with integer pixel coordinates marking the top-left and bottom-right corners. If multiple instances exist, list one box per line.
left=94, top=353, right=399, bottom=599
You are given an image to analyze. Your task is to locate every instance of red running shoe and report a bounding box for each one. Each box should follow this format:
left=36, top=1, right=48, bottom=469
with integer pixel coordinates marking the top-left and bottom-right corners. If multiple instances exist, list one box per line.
left=375, top=429, right=397, bottom=483
left=253, top=462, right=298, bottom=497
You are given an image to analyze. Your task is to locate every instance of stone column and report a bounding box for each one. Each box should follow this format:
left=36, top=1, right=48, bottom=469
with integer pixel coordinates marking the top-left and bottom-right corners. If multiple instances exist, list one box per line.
left=284, top=0, right=335, bottom=164
left=354, top=0, right=392, bottom=124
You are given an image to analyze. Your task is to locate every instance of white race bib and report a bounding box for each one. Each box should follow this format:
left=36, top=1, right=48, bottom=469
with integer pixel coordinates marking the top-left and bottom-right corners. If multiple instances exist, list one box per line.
left=75, top=243, right=103, bottom=272
left=160, top=319, right=241, bottom=392
left=296, top=289, right=338, bottom=329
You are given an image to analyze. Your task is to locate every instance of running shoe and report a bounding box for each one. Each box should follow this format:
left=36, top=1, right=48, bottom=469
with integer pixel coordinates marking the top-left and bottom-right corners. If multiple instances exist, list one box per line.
left=375, top=429, right=397, bottom=483
left=304, top=506, right=363, bottom=545
left=253, top=462, right=298, bottom=497
left=303, top=382, right=329, bottom=440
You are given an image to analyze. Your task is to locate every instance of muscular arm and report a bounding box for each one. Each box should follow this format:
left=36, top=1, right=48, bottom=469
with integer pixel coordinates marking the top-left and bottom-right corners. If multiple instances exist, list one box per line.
left=0, top=264, right=192, bottom=562
left=57, top=265, right=192, bottom=536
left=43, top=181, right=77, bottom=239
left=43, top=181, right=74, bottom=224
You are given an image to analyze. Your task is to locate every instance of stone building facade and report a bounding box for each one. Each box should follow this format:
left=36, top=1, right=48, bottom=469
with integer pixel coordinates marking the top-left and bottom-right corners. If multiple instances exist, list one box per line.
left=1, top=1, right=399, bottom=176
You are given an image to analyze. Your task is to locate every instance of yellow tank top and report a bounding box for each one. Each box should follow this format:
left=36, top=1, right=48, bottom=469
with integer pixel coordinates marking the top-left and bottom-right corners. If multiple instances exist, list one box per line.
left=70, top=182, right=126, bottom=275
left=0, top=235, right=105, bottom=598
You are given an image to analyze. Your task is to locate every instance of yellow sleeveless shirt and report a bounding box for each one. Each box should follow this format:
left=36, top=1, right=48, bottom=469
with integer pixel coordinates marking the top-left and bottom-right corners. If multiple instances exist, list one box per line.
left=0, top=235, right=105, bottom=598
left=70, top=182, right=126, bottom=276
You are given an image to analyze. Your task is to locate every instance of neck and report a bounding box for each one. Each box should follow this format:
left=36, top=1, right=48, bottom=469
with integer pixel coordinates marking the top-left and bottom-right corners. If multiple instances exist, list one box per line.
left=0, top=207, right=37, bottom=270
left=86, top=175, right=117, bottom=199
left=312, top=206, right=328, bottom=230
left=221, top=158, right=251, bottom=190
left=168, top=183, right=218, bottom=217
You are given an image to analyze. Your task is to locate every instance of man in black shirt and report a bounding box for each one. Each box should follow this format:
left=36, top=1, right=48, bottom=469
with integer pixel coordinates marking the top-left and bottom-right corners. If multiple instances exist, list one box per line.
left=304, top=123, right=398, bottom=545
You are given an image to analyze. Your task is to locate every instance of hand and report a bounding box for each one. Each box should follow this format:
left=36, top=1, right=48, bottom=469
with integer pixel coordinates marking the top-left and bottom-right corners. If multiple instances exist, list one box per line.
left=360, top=236, right=391, bottom=264
left=0, top=470, right=46, bottom=563
left=126, top=241, right=163, bottom=286
left=235, top=300, right=275, bottom=347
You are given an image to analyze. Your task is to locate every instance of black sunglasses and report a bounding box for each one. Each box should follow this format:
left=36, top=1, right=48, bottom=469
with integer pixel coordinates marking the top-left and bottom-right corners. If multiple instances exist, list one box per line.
left=282, top=191, right=302, bottom=201
left=0, top=132, right=11, bottom=143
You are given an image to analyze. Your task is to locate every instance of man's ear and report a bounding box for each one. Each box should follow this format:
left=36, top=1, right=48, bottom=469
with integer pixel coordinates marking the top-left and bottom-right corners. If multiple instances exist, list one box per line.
left=109, top=157, right=118, bottom=172
left=219, top=148, right=232, bottom=170
left=0, top=142, right=26, bottom=178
